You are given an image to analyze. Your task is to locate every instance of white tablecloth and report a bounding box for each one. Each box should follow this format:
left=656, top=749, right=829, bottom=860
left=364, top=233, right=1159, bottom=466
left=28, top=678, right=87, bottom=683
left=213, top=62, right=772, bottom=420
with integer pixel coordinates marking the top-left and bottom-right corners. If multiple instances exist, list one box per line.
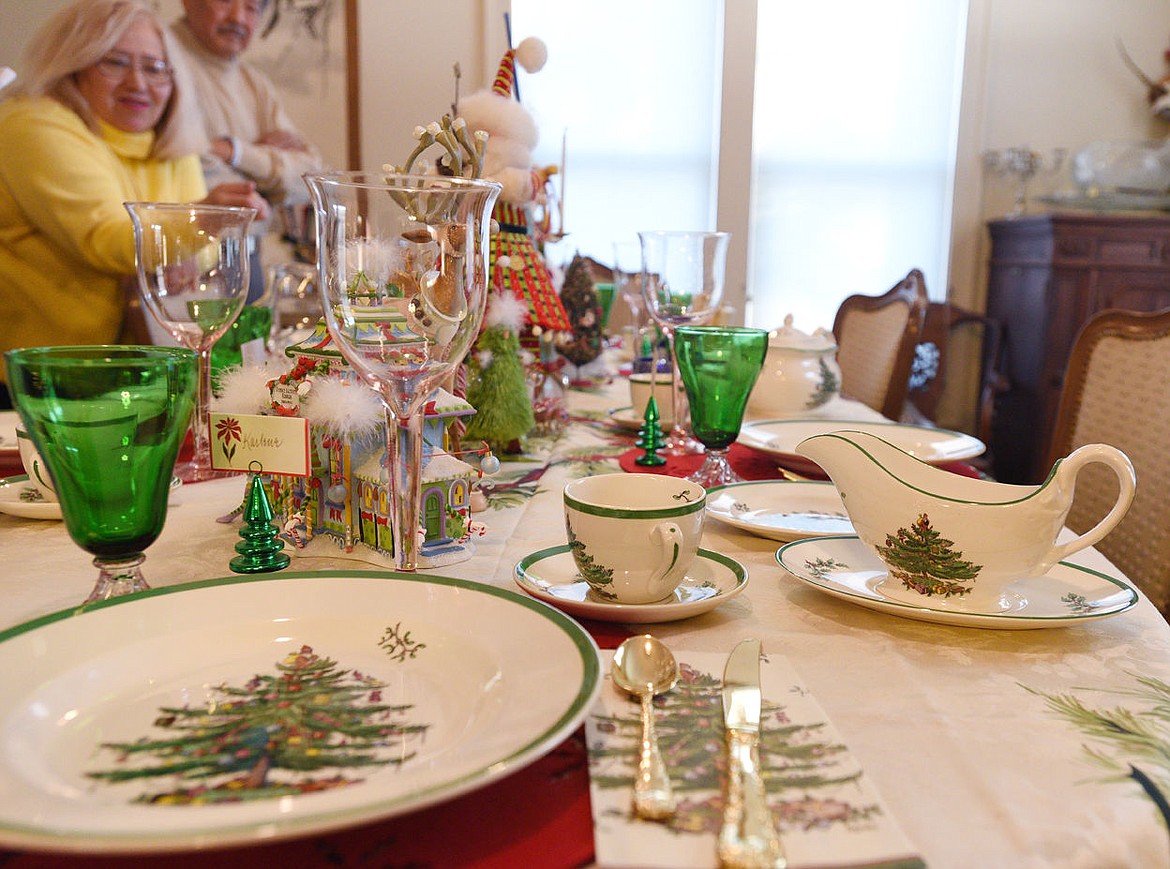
left=2, top=381, right=1170, bottom=868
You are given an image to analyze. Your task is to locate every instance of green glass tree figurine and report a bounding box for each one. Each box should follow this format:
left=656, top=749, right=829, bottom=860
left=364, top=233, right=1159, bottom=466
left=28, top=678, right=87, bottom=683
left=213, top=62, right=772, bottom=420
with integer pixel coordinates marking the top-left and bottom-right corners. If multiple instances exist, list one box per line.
left=230, top=472, right=291, bottom=574
left=635, top=396, right=667, bottom=467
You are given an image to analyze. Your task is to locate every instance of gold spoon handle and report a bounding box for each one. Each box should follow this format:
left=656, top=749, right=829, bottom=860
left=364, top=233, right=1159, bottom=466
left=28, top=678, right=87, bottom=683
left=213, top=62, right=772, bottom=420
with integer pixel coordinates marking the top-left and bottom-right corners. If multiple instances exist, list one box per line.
left=718, top=730, right=786, bottom=868
left=633, top=690, right=675, bottom=820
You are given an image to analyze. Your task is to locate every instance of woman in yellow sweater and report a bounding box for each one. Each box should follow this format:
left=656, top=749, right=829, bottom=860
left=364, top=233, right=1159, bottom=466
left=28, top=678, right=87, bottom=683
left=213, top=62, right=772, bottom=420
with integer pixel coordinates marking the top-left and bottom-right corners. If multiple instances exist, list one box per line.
left=0, top=0, right=270, bottom=407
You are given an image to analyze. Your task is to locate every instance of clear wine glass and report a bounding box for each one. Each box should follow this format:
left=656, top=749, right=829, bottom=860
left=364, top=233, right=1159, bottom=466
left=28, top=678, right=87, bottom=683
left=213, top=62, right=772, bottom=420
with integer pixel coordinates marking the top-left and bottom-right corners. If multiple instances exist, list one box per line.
left=125, top=202, right=257, bottom=483
left=5, top=346, right=197, bottom=604
left=674, top=326, right=769, bottom=487
left=264, top=261, right=321, bottom=352
left=639, top=230, right=730, bottom=455
left=613, top=240, right=647, bottom=336
left=304, top=171, right=500, bottom=572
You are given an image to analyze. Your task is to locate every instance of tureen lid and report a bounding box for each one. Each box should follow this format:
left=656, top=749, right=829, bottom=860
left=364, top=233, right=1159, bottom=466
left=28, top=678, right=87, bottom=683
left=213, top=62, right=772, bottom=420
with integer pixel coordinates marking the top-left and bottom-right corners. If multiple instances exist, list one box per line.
left=768, top=314, right=837, bottom=352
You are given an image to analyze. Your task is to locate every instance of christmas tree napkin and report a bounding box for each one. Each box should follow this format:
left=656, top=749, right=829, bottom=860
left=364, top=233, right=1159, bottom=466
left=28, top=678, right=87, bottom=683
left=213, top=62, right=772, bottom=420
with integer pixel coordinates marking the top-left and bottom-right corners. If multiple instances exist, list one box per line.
left=585, top=650, right=924, bottom=868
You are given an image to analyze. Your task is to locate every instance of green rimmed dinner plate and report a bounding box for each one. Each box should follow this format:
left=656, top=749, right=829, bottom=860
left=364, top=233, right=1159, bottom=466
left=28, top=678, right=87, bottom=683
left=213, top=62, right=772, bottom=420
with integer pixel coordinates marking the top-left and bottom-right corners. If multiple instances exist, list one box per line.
left=0, top=571, right=600, bottom=853
left=706, top=480, right=851, bottom=542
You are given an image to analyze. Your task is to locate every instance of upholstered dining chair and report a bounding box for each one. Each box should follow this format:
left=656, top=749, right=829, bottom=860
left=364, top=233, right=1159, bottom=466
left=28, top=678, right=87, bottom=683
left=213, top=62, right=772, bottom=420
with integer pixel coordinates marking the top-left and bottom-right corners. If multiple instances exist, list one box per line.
left=832, top=268, right=929, bottom=420
left=903, top=301, right=1009, bottom=445
left=1047, top=307, right=1170, bottom=618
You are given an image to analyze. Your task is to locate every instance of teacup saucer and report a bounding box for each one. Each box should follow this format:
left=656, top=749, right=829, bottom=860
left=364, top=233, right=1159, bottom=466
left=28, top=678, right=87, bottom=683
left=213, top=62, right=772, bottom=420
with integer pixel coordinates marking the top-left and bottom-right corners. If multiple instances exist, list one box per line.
left=0, top=475, right=61, bottom=521
left=514, top=544, right=747, bottom=623
left=776, top=535, right=1137, bottom=629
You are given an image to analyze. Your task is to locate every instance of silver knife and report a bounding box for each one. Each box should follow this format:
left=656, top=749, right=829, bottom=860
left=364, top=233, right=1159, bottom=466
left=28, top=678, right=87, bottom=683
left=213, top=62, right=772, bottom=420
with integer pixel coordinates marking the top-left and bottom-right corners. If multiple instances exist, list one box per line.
left=718, top=638, right=786, bottom=869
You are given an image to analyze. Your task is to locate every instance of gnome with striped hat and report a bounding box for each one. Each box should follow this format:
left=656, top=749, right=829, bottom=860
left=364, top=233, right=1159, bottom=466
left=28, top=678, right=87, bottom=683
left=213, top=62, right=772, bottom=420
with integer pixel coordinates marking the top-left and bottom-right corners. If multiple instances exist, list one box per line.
left=457, top=37, right=571, bottom=352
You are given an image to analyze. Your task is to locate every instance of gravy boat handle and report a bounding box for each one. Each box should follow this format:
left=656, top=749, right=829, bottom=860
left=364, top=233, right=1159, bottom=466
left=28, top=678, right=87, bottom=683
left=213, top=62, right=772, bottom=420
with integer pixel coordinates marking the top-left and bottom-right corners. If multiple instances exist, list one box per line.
left=1046, top=443, right=1136, bottom=565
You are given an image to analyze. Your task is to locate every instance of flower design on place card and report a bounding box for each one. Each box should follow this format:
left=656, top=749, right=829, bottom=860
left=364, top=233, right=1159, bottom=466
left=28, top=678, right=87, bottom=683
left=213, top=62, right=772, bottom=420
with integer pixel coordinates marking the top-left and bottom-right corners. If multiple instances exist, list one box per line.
left=215, top=416, right=242, bottom=463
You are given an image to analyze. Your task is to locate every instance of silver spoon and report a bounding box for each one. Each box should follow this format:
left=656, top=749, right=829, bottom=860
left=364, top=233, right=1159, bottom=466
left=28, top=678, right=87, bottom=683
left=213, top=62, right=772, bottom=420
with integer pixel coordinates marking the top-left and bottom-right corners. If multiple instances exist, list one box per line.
left=612, top=634, right=681, bottom=820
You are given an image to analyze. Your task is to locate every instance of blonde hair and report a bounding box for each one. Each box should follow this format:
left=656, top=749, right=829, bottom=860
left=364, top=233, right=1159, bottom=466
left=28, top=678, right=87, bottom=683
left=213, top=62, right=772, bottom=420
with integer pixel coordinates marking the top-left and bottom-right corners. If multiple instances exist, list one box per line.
left=9, top=0, right=207, bottom=160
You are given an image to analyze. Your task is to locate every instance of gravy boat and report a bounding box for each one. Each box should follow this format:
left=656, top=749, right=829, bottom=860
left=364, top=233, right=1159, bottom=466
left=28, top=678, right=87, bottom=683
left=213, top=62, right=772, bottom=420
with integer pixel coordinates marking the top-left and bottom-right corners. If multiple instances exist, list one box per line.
left=796, top=430, right=1136, bottom=610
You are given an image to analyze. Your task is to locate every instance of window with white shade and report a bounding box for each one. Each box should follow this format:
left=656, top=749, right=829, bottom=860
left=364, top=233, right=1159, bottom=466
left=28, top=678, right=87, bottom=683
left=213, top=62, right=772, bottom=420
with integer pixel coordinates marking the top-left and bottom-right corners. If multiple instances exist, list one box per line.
left=510, top=0, right=968, bottom=332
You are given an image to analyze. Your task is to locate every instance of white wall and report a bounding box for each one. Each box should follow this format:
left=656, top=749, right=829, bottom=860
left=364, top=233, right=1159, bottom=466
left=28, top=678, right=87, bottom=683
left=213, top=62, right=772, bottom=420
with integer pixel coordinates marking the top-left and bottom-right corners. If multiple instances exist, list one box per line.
left=355, top=0, right=498, bottom=172
left=951, top=0, right=1168, bottom=310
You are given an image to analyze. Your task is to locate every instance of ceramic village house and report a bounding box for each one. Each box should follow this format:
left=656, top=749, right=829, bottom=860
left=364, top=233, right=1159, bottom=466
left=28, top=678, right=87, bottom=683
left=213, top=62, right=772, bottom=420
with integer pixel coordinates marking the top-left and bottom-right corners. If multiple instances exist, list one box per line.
left=267, top=321, right=481, bottom=567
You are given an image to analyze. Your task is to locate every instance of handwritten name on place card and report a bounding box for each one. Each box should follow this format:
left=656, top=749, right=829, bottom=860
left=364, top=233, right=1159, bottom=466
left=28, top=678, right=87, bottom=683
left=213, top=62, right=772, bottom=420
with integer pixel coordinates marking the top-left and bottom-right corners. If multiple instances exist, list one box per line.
left=208, top=412, right=310, bottom=476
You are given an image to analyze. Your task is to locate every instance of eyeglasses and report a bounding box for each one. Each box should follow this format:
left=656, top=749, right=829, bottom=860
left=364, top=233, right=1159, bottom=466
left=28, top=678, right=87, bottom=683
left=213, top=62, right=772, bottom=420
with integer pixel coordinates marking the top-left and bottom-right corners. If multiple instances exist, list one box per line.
left=93, top=53, right=173, bottom=87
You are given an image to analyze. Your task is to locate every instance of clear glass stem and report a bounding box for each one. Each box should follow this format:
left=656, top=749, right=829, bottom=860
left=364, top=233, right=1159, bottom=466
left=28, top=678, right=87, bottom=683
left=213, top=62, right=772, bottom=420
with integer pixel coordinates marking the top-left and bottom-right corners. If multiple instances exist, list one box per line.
left=193, top=347, right=214, bottom=473
left=689, top=448, right=739, bottom=488
left=87, top=554, right=149, bottom=604
left=661, top=329, right=701, bottom=456
left=388, top=409, right=424, bottom=572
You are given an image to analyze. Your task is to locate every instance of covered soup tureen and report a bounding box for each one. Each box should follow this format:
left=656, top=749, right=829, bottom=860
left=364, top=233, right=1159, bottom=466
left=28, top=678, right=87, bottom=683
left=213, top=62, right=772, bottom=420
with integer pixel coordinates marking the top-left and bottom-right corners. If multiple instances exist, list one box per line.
left=746, top=314, right=841, bottom=418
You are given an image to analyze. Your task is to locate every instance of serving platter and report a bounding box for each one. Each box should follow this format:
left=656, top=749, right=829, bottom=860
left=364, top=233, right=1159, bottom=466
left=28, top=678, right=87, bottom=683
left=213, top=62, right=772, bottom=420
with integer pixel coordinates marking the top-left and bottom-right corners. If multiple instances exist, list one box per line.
left=706, top=480, right=851, bottom=542
left=1038, top=191, right=1170, bottom=212
left=738, top=419, right=984, bottom=475
left=777, top=536, right=1137, bottom=629
left=0, top=571, right=601, bottom=853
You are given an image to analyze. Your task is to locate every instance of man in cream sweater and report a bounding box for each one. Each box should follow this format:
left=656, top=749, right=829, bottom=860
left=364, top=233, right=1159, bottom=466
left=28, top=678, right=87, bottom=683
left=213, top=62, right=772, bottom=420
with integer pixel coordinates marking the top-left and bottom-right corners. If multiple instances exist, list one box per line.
left=170, top=0, right=323, bottom=300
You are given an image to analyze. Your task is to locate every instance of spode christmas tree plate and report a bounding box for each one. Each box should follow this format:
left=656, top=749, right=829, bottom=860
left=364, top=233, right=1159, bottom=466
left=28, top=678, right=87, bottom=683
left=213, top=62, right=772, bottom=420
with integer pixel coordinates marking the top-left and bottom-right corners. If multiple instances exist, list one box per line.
left=776, top=536, right=1137, bottom=629
left=738, top=419, right=984, bottom=475
left=0, top=474, right=61, bottom=520
left=514, top=545, right=747, bottom=623
left=0, top=571, right=601, bottom=853
left=706, top=480, right=852, bottom=542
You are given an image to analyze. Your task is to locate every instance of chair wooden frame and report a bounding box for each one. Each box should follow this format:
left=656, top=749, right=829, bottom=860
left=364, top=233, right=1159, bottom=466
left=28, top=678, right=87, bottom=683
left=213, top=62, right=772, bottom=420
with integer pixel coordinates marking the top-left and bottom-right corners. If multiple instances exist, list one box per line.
left=905, top=301, right=1009, bottom=445
left=832, top=268, right=929, bottom=420
left=1047, top=306, right=1170, bottom=617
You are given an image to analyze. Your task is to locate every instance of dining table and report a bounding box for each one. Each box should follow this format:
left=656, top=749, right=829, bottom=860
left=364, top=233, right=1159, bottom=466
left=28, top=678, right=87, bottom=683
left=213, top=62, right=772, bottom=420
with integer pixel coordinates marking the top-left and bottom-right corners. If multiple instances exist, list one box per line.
left=1, top=367, right=1169, bottom=869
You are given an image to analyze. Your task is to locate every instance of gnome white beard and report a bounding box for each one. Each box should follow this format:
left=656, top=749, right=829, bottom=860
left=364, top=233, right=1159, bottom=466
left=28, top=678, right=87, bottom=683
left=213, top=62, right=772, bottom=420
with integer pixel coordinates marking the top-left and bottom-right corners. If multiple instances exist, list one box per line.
left=458, top=92, right=541, bottom=205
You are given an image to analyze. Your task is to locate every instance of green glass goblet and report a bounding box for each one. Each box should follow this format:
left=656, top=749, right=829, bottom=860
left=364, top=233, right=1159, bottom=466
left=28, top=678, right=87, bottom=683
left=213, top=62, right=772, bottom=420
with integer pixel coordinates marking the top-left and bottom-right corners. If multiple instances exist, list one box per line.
left=674, top=326, right=769, bottom=488
left=5, top=346, right=197, bottom=604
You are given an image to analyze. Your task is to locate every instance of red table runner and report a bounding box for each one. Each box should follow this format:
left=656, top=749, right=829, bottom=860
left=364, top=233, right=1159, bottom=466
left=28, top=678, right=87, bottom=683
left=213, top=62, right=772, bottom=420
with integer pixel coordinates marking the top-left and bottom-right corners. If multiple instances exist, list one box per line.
left=618, top=442, right=983, bottom=481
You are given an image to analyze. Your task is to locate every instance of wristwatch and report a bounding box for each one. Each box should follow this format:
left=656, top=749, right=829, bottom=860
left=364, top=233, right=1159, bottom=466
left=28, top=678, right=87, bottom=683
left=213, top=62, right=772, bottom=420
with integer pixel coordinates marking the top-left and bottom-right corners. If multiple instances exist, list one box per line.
left=222, top=135, right=242, bottom=167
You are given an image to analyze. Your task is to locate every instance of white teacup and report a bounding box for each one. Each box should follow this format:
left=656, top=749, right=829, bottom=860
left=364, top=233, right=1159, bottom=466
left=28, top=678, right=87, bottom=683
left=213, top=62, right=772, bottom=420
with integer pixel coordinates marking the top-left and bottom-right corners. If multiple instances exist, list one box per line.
left=564, top=474, right=705, bottom=604
left=16, top=424, right=56, bottom=502
left=628, top=373, right=673, bottom=427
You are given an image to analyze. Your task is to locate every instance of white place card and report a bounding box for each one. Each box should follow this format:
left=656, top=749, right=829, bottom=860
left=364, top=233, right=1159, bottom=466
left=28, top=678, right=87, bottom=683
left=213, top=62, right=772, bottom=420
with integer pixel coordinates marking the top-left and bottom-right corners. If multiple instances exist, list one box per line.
left=208, top=412, right=310, bottom=477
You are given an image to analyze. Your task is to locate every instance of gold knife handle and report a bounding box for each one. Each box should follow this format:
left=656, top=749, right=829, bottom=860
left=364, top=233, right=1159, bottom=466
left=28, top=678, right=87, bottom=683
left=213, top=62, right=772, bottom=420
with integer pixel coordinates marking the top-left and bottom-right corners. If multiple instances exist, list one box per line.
left=718, top=729, right=786, bottom=869
left=633, top=691, right=676, bottom=819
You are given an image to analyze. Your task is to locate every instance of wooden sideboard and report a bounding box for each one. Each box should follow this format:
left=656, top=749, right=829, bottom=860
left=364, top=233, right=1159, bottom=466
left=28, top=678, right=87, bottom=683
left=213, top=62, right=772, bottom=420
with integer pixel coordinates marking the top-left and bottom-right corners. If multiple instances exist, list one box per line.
left=986, top=211, right=1170, bottom=483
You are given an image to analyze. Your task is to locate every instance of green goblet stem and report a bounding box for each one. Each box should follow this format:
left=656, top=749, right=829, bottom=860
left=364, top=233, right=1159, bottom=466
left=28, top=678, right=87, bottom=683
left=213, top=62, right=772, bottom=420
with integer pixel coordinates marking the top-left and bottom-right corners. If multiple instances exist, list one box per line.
left=90, top=555, right=149, bottom=604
